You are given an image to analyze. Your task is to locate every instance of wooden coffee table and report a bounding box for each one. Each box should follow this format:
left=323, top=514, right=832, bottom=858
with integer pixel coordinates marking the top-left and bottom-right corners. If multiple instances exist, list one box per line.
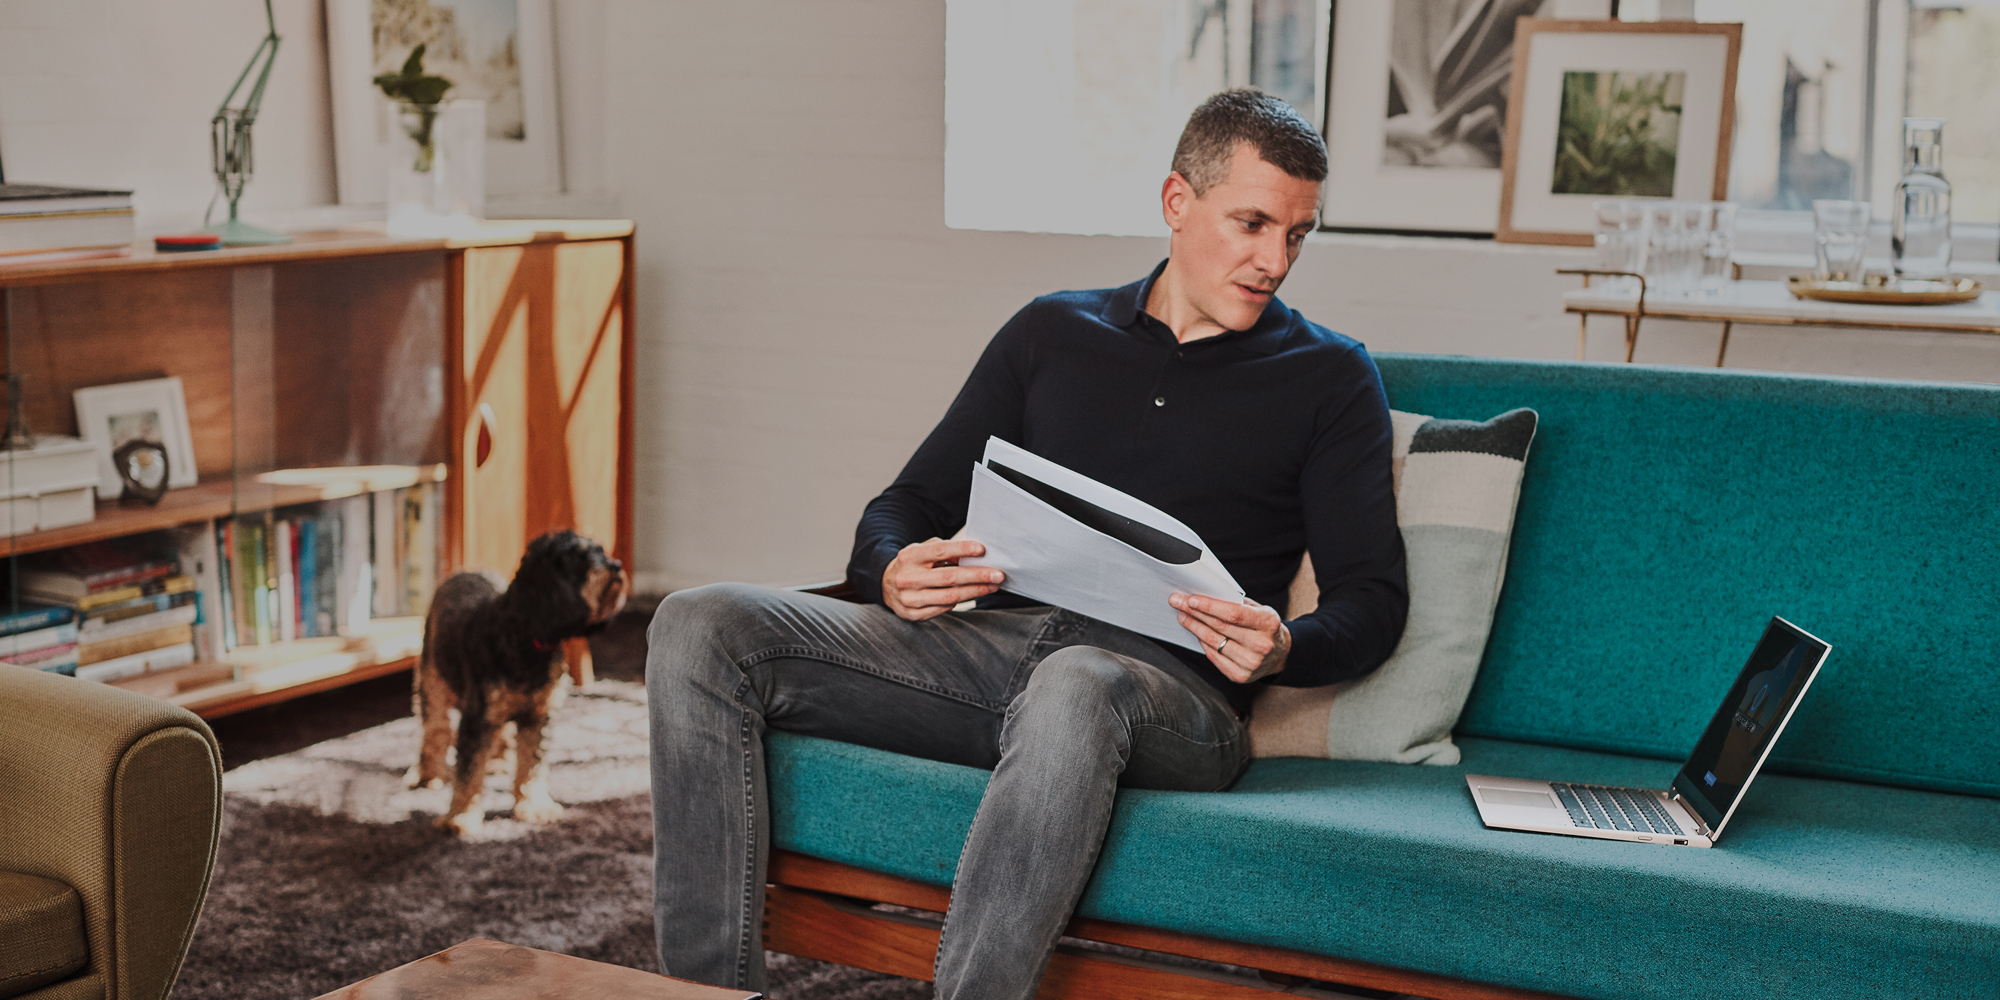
left=308, top=938, right=761, bottom=999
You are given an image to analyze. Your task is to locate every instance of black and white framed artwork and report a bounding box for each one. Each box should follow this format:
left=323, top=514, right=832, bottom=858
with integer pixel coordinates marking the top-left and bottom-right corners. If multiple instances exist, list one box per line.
left=1321, top=0, right=1609, bottom=235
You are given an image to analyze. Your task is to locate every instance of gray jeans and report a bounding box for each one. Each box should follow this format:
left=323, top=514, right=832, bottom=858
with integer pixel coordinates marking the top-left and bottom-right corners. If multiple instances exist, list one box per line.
left=646, top=582, right=1249, bottom=999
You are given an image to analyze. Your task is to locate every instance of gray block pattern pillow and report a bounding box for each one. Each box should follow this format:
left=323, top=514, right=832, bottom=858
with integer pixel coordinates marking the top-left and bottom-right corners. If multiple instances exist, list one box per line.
left=1249, top=407, right=1538, bottom=764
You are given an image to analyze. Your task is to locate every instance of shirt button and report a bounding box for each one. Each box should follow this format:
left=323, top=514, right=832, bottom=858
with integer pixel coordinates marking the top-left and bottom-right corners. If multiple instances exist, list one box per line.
left=1154, top=396, right=1166, bottom=407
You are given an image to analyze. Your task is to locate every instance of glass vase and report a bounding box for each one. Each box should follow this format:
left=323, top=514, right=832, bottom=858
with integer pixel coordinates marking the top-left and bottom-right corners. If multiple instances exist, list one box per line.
left=386, top=100, right=485, bottom=238
left=1891, top=117, right=1951, bottom=281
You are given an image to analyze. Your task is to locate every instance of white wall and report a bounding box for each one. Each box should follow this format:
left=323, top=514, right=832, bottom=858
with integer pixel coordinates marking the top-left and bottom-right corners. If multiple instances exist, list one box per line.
left=7, top=0, right=1999, bottom=595
left=0, top=0, right=334, bottom=220
left=592, top=0, right=2000, bottom=593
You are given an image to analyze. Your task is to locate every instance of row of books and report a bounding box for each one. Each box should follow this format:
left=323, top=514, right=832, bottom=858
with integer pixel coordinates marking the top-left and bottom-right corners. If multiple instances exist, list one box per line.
left=4, top=483, right=439, bottom=686
left=206, top=484, right=438, bottom=652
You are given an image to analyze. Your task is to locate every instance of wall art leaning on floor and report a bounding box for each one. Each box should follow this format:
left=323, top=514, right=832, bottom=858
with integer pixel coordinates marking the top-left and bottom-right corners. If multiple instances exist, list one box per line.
left=1497, top=17, right=1741, bottom=246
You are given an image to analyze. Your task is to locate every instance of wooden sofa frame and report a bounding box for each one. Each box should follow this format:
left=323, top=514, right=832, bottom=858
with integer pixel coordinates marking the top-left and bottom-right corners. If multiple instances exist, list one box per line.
left=766, top=584, right=1572, bottom=1000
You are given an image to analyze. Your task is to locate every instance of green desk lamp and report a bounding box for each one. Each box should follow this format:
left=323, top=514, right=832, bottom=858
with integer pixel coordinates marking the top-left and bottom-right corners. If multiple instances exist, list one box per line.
left=203, top=0, right=291, bottom=246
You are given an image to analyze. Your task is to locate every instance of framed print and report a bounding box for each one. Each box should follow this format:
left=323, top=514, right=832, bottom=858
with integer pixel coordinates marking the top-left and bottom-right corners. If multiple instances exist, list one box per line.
left=328, top=0, right=563, bottom=204
left=1320, top=0, right=1607, bottom=235
left=73, top=377, right=197, bottom=499
left=1496, top=18, right=1741, bottom=245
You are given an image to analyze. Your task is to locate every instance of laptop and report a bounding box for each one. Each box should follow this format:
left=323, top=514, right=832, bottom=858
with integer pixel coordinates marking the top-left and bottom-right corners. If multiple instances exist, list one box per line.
left=1466, top=616, right=1831, bottom=848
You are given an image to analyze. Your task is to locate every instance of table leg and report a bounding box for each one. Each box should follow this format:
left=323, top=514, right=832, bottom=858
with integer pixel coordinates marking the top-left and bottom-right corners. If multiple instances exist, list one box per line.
left=1715, top=321, right=1733, bottom=368
left=1577, top=314, right=1589, bottom=361
left=1623, top=315, right=1639, bottom=363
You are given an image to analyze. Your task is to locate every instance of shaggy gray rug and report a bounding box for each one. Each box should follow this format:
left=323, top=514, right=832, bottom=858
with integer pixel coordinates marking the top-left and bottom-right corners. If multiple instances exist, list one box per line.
left=177, top=679, right=929, bottom=1000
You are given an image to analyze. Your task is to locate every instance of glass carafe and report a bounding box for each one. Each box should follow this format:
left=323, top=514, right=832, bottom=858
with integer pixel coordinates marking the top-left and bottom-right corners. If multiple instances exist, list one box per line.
left=1891, top=118, right=1952, bottom=280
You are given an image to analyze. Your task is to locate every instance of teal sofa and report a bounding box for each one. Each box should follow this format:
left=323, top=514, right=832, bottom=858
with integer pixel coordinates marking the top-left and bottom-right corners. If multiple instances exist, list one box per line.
left=762, top=355, right=2000, bottom=1000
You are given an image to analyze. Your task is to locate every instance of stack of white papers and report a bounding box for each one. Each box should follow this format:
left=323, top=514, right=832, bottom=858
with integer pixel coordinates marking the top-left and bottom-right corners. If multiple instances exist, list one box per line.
left=960, top=437, right=1244, bottom=651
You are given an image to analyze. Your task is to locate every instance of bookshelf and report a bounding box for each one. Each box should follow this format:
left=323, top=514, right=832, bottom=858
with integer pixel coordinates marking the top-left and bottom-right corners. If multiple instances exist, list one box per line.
left=1, top=222, right=634, bottom=718
left=5, top=466, right=446, bottom=559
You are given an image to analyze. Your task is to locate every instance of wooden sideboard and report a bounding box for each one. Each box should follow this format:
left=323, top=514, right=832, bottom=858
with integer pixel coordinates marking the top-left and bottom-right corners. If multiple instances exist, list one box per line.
left=0, top=221, right=634, bottom=717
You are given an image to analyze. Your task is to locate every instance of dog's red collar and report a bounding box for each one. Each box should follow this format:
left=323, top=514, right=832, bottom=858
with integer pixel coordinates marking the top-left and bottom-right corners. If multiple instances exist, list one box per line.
left=531, top=638, right=560, bottom=653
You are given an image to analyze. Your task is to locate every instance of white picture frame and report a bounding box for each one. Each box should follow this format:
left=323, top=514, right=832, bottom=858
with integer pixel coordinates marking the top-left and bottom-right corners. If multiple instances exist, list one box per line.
left=327, top=0, right=564, bottom=205
left=1496, top=18, right=1741, bottom=245
left=1321, top=0, right=1569, bottom=235
left=73, top=377, right=198, bottom=499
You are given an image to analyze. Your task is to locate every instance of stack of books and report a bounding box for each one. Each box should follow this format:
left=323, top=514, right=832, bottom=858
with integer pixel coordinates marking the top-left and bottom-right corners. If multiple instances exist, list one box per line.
left=0, top=183, right=135, bottom=260
left=20, top=540, right=198, bottom=682
left=0, top=603, right=80, bottom=674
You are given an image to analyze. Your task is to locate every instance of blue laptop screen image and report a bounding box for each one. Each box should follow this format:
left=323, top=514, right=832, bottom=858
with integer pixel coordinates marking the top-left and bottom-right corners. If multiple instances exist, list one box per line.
left=1673, top=619, right=1830, bottom=832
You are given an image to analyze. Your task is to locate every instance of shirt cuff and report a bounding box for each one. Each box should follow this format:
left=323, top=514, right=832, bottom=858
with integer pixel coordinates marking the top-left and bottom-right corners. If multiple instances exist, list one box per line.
left=845, top=542, right=901, bottom=606
left=1270, top=615, right=1339, bottom=688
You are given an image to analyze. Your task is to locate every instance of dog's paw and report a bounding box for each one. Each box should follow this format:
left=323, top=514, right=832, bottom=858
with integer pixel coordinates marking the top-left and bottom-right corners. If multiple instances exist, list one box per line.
left=438, top=810, right=485, bottom=837
left=513, top=796, right=566, bottom=824
left=404, top=766, right=445, bottom=790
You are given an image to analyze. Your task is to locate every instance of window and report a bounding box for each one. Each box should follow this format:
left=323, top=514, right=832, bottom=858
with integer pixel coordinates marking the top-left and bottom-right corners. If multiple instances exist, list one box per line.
left=1681, top=1, right=2000, bottom=231
left=1905, top=2, right=2000, bottom=224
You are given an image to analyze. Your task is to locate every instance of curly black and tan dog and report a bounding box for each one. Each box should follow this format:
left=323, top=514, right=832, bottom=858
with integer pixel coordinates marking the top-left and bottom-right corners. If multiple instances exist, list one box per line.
left=406, top=530, right=628, bottom=835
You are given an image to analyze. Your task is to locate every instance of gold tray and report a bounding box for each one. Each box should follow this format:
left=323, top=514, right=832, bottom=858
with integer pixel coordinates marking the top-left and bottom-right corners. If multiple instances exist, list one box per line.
left=1787, top=276, right=1984, bottom=305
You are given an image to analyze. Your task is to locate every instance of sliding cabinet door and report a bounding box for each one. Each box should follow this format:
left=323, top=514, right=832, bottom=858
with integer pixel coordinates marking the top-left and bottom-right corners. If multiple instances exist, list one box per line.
left=454, top=239, right=630, bottom=583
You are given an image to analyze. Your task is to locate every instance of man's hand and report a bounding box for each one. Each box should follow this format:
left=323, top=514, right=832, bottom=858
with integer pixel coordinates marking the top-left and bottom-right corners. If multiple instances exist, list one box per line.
left=1169, top=593, right=1289, bottom=683
left=882, top=538, right=1005, bottom=622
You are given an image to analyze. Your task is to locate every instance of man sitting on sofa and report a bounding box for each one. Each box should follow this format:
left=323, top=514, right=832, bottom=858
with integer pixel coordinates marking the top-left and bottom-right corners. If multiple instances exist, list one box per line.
left=647, top=88, right=1409, bottom=1000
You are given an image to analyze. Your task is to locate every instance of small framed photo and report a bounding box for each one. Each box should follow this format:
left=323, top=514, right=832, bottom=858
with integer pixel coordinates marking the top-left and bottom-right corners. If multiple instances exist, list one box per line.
left=326, top=0, right=564, bottom=204
left=73, top=377, right=197, bottom=498
left=1496, top=18, right=1742, bottom=245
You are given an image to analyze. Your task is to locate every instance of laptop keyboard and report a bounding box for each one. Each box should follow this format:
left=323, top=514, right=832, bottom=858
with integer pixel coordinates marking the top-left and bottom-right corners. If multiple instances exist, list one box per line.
left=1550, top=783, right=1685, bottom=836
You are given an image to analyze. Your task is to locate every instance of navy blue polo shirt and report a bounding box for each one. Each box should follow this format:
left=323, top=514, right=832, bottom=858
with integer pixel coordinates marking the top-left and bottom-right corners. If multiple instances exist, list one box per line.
left=847, top=260, right=1408, bottom=713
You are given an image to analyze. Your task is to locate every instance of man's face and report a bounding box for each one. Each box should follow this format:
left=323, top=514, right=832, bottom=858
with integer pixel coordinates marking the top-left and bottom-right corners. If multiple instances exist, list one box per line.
left=1160, top=142, right=1323, bottom=333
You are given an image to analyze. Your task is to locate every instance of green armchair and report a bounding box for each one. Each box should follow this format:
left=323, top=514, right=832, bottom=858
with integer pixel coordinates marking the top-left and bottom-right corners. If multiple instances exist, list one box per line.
left=0, top=667, right=222, bottom=1000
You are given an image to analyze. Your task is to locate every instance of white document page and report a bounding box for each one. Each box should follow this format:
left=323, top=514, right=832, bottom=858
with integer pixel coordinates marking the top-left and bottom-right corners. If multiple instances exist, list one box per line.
left=960, top=437, right=1243, bottom=651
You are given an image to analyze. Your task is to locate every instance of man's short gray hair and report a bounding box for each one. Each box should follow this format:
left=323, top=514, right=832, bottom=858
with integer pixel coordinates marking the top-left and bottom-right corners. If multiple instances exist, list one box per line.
left=1171, top=88, right=1329, bottom=196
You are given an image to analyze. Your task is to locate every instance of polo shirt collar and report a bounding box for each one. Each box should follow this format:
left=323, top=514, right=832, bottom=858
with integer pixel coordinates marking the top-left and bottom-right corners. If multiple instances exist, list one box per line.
left=1101, top=258, right=1288, bottom=356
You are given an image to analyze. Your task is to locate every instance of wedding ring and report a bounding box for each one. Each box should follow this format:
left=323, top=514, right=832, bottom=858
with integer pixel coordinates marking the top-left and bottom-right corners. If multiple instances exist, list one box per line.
left=1215, top=636, right=1229, bottom=652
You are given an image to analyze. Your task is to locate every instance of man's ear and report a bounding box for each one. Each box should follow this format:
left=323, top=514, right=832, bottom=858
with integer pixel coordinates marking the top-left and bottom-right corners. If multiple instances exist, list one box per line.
left=1161, top=171, right=1194, bottom=233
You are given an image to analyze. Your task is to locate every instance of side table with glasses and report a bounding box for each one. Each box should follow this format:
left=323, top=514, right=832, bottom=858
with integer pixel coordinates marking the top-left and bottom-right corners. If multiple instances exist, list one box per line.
left=1577, top=180, right=1995, bottom=364
left=1560, top=270, right=2000, bottom=366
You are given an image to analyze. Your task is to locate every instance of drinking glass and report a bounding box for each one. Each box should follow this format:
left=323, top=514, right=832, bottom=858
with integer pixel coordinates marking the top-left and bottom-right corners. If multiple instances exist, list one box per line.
left=1700, top=202, right=1737, bottom=295
left=1813, top=200, right=1872, bottom=284
left=1593, top=199, right=1646, bottom=289
left=1643, top=201, right=1703, bottom=296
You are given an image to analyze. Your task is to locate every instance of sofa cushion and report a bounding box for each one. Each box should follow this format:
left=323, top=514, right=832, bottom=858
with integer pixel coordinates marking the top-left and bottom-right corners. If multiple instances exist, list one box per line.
left=1253, top=407, right=1537, bottom=764
left=1371, top=354, right=2000, bottom=799
left=767, top=731, right=2000, bottom=1000
left=0, top=871, right=87, bottom=999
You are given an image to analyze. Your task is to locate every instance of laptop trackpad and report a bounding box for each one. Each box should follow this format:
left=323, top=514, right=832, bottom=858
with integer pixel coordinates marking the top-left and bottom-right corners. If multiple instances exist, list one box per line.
left=1480, top=787, right=1557, bottom=809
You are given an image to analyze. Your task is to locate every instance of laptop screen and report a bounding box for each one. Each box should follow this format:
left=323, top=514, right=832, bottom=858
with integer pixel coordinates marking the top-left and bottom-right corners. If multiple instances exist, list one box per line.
left=1671, top=617, right=1831, bottom=836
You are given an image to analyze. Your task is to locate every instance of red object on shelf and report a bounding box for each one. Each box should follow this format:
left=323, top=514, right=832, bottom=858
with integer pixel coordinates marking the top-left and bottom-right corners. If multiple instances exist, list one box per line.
left=154, top=234, right=223, bottom=252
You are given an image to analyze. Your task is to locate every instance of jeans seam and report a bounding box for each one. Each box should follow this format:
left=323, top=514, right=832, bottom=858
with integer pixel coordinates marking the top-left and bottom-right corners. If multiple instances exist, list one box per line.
left=733, top=673, right=758, bottom=987
left=933, top=821, right=978, bottom=985
left=1002, top=608, right=1067, bottom=699
left=739, top=644, right=1010, bottom=711
left=1124, top=721, right=1240, bottom=749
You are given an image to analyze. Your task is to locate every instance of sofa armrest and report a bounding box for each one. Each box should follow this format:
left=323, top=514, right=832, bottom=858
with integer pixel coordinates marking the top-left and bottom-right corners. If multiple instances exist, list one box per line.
left=0, top=668, right=223, bottom=1000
